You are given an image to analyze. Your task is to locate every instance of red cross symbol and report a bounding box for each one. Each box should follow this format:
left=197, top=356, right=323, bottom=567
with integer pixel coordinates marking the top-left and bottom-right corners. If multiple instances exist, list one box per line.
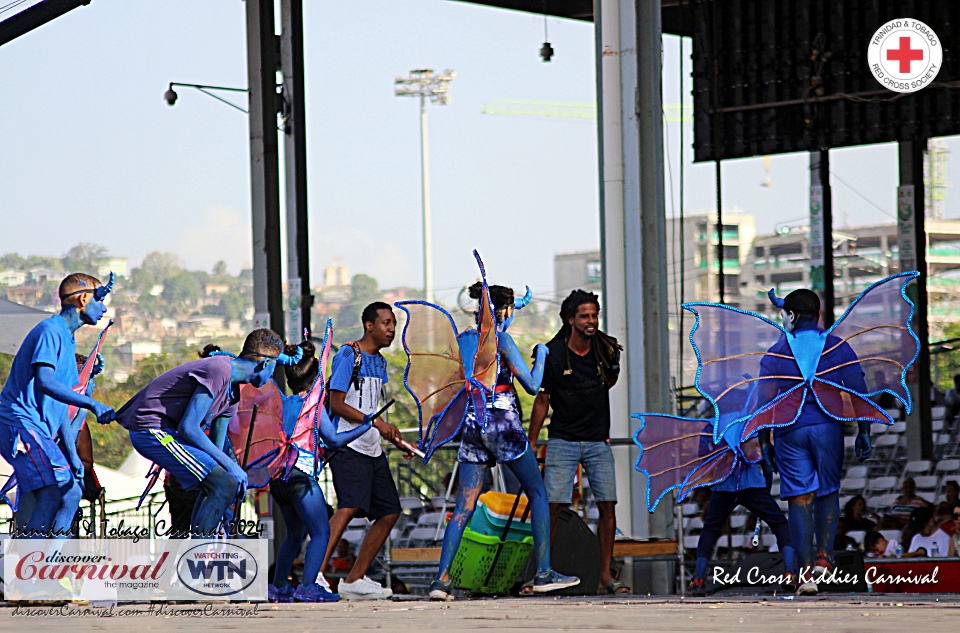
left=887, top=36, right=924, bottom=73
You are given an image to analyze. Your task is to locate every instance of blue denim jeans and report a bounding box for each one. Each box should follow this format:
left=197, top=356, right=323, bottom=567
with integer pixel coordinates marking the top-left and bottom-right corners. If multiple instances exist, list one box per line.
left=544, top=438, right=617, bottom=504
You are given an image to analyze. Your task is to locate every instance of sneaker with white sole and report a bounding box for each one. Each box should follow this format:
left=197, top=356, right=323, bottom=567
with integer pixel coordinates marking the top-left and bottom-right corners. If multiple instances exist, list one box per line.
left=339, top=576, right=391, bottom=601
left=796, top=580, right=818, bottom=596
left=429, top=579, right=454, bottom=602
left=532, top=570, right=580, bottom=594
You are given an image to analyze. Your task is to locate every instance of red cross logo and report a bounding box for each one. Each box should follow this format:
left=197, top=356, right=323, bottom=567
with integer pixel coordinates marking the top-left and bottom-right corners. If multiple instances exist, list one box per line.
left=887, top=36, right=924, bottom=73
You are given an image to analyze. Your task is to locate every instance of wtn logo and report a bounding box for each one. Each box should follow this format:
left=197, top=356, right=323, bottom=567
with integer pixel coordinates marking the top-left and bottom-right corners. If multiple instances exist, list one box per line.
left=185, top=558, right=247, bottom=581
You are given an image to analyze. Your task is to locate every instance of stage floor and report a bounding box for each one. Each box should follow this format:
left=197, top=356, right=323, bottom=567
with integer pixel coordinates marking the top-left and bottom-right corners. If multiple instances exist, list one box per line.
left=2, top=594, right=960, bottom=631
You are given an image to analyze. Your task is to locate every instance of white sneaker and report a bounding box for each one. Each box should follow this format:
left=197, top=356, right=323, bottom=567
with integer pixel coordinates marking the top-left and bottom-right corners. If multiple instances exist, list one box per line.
left=316, top=575, right=334, bottom=592
left=796, top=580, right=818, bottom=596
left=339, top=577, right=390, bottom=601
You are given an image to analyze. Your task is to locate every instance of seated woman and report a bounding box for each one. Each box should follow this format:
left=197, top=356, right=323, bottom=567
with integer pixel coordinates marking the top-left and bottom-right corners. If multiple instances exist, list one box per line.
left=842, top=495, right=877, bottom=532
left=428, top=282, right=579, bottom=601
left=268, top=341, right=379, bottom=604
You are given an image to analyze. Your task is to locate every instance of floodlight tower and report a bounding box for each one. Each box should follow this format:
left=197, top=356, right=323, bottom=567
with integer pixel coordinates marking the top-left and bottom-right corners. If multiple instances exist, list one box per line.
left=394, top=69, right=455, bottom=304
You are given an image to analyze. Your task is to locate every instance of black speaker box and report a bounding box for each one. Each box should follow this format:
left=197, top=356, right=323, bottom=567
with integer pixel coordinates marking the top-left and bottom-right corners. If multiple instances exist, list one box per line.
left=547, top=508, right=601, bottom=595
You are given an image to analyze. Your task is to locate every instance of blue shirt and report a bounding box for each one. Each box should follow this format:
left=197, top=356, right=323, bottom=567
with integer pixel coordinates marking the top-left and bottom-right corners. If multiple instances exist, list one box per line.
left=329, top=344, right=388, bottom=457
left=759, top=326, right=866, bottom=435
left=0, top=315, right=79, bottom=437
left=712, top=460, right=766, bottom=492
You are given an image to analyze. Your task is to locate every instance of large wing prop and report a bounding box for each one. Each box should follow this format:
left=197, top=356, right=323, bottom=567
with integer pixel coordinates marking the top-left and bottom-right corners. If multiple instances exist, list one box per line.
left=632, top=414, right=736, bottom=512
left=230, top=381, right=286, bottom=489
left=292, top=318, right=334, bottom=479
left=68, top=319, right=114, bottom=424
left=815, top=271, right=920, bottom=421
left=395, top=300, right=467, bottom=461
left=685, top=303, right=796, bottom=442
left=470, top=250, right=499, bottom=393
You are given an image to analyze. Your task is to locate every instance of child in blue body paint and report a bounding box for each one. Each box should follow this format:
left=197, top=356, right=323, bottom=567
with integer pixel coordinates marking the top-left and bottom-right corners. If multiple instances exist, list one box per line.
left=268, top=341, right=379, bottom=604
left=0, top=273, right=115, bottom=537
left=757, top=289, right=870, bottom=596
left=428, top=282, right=580, bottom=601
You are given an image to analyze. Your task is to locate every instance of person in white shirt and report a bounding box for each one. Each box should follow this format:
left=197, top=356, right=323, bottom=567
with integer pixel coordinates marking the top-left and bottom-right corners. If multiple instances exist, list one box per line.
left=907, top=507, right=951, bottom=557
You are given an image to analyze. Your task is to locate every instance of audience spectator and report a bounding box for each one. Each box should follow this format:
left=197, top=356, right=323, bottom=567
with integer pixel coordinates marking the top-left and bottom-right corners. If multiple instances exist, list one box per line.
left=946, top=375, right=960, bottom=428
left=936, top=480, right=960, bottom=535
left=842, top=495, right=877, bottom=531
left=864, top=531, right=924, bottom=558
left=894, top=477, right=933, bottom=509
left=324, top=538, right=357, bottom=591
left=949, top=507, right=960, bottom=557
left=907, top=507, right=951, bottom=557
left=870, top=371, right=904, bottom=416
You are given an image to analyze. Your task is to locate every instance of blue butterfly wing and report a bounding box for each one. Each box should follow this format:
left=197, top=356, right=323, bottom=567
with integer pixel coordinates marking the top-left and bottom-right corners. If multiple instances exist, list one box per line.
left=684, top=302, right=799, bottom=442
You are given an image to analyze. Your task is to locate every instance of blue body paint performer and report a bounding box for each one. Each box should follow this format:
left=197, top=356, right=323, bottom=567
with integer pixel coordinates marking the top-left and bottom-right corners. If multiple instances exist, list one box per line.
left=114, top=328, right=301, bottom=536
left=396, top=251, right=580, bottom=601
left=267, top=327, right=380, bottom=604
left=0, top=272, right=115, bottom=537
left=634, top=272, right=919, bottom=596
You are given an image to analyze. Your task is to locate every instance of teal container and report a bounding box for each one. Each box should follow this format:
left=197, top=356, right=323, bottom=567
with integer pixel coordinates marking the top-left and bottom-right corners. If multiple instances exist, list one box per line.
left=468, top=502, right=533, bottom=542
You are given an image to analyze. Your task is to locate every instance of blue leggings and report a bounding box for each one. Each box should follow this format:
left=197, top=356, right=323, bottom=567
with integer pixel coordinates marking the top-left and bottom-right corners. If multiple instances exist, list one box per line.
left=19, top=481, right=81, bottom=538
left=435, top=448, right=551, bottom=583
left=270, top=471, right=330, bottom=588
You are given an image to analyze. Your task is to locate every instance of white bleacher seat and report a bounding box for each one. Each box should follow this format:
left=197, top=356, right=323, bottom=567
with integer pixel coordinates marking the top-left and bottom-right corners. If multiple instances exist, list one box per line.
left=872, top=422, right=889, bottom=434
left=884, top=410, right=903, bottom=423
left=866, top=476, right=898, bottom=494
left=843, top=435, right=857, bottom=450
left=936, top=459, right=960, bottom=476
left=682, top=503, right=700, bottom=516
left=914, top=475, right=938, bottom=492
left=770, top=481, right=780, bottom=497
left=761, top=533, right=776, bottom=548
left=890, top=422, right=907, bottom=434
left=872, top=434, right=899, bottom=458
left=730, top=515, right=747, bottom=529
left=729, top=535, right=748, bottom=548
left=847, top=530, right=866, bottom=544
left=932, top=406, right=946, bottom=420
left=416, top=511, right=445, bottom=527
left=687, top=517, right=704, bottom=531
left=871, top=493, right=898, bottom=510
left=839, top=495, right=852, bottom=509
left=880, top=530, right=901, bottom=542
left=683, top=535, right=700, bottom=549
left=777, top=500, right=788, bottom=512
left=343, top=529, right=366, bottom=545
left=846, top=465, right=868, bottom=479
left=407, top=527, right=443, bottom=545
left=399, top=497, right=424, bottom=510
left=932, top=419, right=944, bottom=433
left=348, top=517, right=369, bottom=528
left=903, top=460, right=932, bottom=476
left=841, top=477, right=866, bottom=493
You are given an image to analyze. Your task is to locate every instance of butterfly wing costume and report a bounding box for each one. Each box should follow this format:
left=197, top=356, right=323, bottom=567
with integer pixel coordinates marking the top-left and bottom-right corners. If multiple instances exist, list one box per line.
left=395, top=250, right=500, bottom=463
left=634, top=271, right=920, bottom=512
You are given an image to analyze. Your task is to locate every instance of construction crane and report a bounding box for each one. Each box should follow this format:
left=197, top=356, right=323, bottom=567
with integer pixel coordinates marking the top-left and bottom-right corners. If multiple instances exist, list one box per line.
left=480, top=99, right=692, bottom=122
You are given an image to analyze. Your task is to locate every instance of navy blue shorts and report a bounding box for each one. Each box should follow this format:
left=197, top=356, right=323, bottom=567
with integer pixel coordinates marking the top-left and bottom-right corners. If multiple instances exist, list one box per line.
left=775, top=422, right=845, bottom=498
left=457, top=395, right=528, bottom=466
left=0, top=423, right=72, bottom=493
left=328, top=448, right=401, bottom=520
left=129, top=428, right=216, bottom=491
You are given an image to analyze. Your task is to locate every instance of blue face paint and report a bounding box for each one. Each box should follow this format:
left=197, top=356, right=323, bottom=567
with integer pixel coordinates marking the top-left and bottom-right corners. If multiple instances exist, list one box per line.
left=251, top=360, right=277, bottom=388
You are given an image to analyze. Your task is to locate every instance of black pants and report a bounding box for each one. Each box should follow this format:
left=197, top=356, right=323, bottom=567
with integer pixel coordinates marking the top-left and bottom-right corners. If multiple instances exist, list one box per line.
left=696, top=487, right=792, bottom=560
left=164, top=475, right=200, bottom=536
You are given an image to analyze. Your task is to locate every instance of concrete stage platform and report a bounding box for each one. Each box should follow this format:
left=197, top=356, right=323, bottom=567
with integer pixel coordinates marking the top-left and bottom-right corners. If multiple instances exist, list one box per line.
left=2, top=594, right=960, bottom=631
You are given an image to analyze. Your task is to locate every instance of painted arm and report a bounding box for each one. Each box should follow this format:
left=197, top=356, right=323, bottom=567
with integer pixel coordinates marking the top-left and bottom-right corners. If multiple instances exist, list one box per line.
left=498, top=332, right=548, bottom=395
left=209, top=415, right=231, bottom=451
left=528, top=391, right=550, bottom=450
left=57, top=411, right=83, bottom=481
left=177, top=386, right=247, bottom=488
left=317, top=406, right=374, bottom=448
left=35, top=364, right=115, bottom=423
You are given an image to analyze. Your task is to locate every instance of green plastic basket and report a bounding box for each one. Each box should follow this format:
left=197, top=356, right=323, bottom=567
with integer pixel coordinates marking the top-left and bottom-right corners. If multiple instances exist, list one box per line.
left=449, top=527, right=534, bottom=595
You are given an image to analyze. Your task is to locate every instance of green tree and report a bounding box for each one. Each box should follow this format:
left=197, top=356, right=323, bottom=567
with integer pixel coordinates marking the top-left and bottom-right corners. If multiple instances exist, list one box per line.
left=212, top=260, right=228, bottom=277
left=162, top=271, right=201, bottom=309
left=24, top=255, right=63, bottom=270
left=139, top=251, right=183, bottom=283
left=220, top=289, right=249, bottom=322
left=337, top=274, right=381, bottom=334
left=62, top=243, right=108, bottom=273
left=0, top=253, right=25, bottom=270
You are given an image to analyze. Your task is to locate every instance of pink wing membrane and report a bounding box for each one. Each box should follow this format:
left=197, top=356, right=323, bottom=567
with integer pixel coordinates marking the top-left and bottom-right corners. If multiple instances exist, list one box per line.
left=68, top=320, right=113, bottom=422
left=687, top=305, right=794, bottom=426
left=634, top=414, right=719, bottom=510
left=821, top=274, right=918, bottom=407
left=232, top=382, right=289, bottom=487
left=293, top=320, right=334, bottom=453
left=812, top=380, right=892, bottom=424
left=740, top=384, right=806, bottom=441
left=400, top=303, right=465, bottom=440
left=678, top=450, right=737, bottom=501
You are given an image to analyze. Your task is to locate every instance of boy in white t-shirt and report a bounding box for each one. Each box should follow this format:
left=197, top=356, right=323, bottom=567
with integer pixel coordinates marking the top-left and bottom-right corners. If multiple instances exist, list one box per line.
left=907, top=507, right=951, bottom=557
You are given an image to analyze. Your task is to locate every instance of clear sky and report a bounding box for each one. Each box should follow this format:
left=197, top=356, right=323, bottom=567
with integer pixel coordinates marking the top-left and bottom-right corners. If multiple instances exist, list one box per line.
left=2, top=0, right=958, bottom=307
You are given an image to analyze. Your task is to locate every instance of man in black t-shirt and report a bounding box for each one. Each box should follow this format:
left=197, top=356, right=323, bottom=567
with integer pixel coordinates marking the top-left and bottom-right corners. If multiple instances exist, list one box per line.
left=528, top=289, right=628, bottom=594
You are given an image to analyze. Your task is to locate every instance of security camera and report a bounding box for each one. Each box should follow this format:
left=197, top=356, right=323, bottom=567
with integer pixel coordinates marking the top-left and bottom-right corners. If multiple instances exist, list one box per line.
left=163, top=87, right=178, bottom=106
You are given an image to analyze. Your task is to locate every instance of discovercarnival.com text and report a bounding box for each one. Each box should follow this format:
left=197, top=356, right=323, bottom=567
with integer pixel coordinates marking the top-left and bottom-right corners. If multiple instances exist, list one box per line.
left=9, top=604, right=261, bottom=618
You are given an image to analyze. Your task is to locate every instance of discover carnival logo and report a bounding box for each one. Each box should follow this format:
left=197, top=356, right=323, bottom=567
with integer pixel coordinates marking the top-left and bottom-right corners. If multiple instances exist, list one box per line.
left=868, top=18, right=942, bottom=94
left=176, top=542, right=260, bottom=597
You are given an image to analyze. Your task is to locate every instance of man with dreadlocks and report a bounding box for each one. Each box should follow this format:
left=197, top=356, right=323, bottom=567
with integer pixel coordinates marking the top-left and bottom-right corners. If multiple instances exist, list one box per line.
left=0, top=272, right=115, bottom=537
left=529, top=289, right=628, bottom=594
left=113, top=329, right=301, bottom=536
